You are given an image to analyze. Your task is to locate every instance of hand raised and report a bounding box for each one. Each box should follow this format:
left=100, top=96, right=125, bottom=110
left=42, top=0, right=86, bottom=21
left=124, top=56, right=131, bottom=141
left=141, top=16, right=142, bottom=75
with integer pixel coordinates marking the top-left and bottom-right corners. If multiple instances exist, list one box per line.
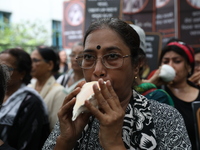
left=56, top=81, right=90, bottom=149
left=85, top=79, right=126, bottom=149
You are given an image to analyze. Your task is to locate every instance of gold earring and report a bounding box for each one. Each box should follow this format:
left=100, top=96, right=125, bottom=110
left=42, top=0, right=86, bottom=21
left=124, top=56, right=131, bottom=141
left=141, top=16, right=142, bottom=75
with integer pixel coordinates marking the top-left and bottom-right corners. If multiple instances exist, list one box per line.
left=135, top=76, right=138, bottom=79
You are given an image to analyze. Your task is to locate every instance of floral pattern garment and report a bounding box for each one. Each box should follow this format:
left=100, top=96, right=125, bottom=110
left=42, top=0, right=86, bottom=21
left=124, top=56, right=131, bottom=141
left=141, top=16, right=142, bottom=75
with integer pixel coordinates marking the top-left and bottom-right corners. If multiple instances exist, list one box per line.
left=42, top=91, right=191, bottom=150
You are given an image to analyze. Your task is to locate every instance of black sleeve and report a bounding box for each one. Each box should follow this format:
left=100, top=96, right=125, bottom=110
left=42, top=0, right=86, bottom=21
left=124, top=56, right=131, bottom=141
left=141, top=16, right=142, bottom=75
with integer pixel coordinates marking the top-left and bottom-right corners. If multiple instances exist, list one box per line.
left=7, top=93, right=50, bottom=150
left=0, top=143, right=16, bottom=150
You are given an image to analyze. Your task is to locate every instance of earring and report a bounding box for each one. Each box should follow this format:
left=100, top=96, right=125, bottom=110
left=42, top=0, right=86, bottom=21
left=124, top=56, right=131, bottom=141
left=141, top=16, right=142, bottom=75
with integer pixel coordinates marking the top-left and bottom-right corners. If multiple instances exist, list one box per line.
left=135, top=76, right=138, bottom=79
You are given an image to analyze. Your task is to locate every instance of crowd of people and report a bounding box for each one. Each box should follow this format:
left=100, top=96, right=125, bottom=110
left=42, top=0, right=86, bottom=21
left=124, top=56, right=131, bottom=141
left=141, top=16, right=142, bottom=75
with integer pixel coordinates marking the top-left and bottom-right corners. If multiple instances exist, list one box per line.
left=0, top=48, right=50, bottom=149
left=0, top=18, right=199, bottom=150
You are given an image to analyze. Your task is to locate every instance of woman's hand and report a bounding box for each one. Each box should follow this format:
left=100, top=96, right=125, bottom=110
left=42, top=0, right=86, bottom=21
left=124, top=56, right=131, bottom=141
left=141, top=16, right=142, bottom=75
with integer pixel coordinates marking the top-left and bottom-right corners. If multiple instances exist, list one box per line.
left=144, top=67, right=171, bottom=87
left=0, top=139, right=4, bottom=146
left=85, top=79, right=126, bottom=150
left=188, top=71, right=200, bottom=86
left=55, top=81, right=91, bottom=150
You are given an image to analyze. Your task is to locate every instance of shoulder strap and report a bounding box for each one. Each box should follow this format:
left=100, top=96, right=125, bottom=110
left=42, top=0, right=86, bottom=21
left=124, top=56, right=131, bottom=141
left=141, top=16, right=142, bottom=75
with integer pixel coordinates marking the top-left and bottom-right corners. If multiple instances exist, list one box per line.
left=142, top=88, right=157, bottom=96
left=61, top=75, right=70, bottom=87
left=60, top=75, right=66, bottom=86
left=61, top=70, right=73, bottom=87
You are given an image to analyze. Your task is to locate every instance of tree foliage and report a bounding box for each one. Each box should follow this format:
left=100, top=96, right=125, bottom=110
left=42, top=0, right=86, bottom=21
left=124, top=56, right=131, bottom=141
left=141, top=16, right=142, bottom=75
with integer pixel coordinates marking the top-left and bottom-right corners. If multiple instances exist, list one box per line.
left=0, top=21, right=49, bottom=53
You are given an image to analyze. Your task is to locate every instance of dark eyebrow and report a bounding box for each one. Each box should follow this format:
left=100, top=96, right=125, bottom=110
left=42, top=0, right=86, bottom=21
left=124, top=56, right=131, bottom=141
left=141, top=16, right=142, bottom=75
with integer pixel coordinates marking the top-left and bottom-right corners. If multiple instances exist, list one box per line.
left=105, top=46, right=122, bottom=52
left=163, top=56, right=182, bottom=59
left=84, top=46, right=122, bottom=53
left=83, top=49, right=94, bottom=53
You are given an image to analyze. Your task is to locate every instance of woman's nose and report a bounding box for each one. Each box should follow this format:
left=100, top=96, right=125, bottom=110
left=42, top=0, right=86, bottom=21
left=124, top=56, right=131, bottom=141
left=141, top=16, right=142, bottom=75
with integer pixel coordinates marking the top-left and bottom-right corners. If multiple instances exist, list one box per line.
left=93, top=59, right=106, bottom=77
left=168, top=61, right=173, bottom=67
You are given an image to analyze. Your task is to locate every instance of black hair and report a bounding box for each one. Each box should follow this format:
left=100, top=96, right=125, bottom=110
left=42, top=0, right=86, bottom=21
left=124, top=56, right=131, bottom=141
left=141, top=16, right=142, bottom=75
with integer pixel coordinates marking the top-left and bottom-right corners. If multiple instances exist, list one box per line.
left=83, top=18, right=141, bottom=67
left=194, top=47, right=200, bottom=54
left=0, top=48, right=32, bottom=85
left=0, top=64, right=10, bottom=105
left=37, top=47, right=60, bottom=73
left=165, top=38, right=183, bottom=46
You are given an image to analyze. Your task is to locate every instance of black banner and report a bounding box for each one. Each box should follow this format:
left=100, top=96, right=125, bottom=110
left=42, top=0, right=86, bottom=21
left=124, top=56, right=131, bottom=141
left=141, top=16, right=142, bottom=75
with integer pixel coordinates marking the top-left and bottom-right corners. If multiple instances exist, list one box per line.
left=156, top=0, right=176, bottom=46
left=84, top=0, right=121, bottom=33
left=122, top=0, right=154, bottom=32
left=145, top=32, right=162, bottom=77
left=63, top=0, right=85, bottom=49
left=179, top=0, right=200, bottom=47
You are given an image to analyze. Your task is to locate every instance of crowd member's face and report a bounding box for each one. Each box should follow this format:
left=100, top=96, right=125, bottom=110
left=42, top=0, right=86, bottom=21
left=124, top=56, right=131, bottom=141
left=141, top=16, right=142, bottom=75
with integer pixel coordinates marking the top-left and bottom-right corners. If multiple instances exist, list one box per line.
left=0, top=53, right=24, bottom=87
left=59, top=51, right=67, bottom=63
left=161, top=51, right=191, bottom=83
left=30, top=50, right=53, bottom=79
left=83, top=28, right=137, bottom=101
left=194, top=53, right=200, bottom=73
left=70, top=45, right=83, bottom=71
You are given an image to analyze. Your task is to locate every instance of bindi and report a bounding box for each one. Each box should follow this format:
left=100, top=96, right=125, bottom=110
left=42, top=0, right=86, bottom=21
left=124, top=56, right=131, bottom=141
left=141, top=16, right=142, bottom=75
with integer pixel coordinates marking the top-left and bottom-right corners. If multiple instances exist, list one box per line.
left=96, top=45, right=101, bottom=50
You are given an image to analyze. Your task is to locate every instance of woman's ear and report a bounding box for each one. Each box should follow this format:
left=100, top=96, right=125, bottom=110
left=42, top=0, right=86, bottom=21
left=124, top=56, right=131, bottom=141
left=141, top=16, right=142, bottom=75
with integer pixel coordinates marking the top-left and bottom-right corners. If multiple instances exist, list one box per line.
left=19, top=71, right=26, bottom=81
left=133, top=65, right=139, bottom=77
left=186, top=63, right=192, bottom=75
left=47, top=61, right=54, bottom=71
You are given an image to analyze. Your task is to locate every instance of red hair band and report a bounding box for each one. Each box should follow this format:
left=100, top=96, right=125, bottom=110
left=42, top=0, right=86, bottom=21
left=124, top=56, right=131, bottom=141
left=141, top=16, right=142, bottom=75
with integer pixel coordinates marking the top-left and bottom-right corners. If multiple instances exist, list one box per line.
left=167, top=42, right=194, bottom=64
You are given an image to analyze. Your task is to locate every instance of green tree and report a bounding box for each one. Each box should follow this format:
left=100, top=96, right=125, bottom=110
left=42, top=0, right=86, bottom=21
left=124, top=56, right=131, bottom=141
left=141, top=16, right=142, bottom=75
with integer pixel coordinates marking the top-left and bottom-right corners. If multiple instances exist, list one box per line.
left=0, top=20, right=49, bottom=53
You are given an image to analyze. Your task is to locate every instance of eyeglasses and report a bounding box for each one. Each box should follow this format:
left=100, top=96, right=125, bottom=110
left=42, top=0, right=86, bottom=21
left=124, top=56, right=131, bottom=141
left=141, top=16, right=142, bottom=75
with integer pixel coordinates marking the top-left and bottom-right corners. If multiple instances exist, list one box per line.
left=76, top=53, right=131, bottom=69
left=7, top=66, right=16, bottom=72
left=32, top=58, right=47, bottom=63
left=7, top=66, right=17, bottom=75
left=69, top=54, right=80, bottom=58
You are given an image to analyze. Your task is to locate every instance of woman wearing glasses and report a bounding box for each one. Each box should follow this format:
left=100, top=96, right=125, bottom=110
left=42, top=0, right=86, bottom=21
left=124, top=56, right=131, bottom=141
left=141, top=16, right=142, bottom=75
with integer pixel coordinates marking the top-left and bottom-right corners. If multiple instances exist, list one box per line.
left=43, top=18, right=191, bottom=149
left=29, top=47, right=67, bottom=130
left=0, top=48, right=50, bottom=150
left=57, top=42, right=85, bottom=94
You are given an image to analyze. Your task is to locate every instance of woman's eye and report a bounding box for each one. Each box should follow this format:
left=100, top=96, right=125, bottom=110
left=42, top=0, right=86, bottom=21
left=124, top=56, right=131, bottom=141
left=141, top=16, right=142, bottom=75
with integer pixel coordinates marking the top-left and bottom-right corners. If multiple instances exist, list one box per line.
left=162, top=60, right=169, bottom=64
left=107, top=53, right=120, bottom=60
left=83, top=54, right=95, bottom=60
left=174, top=60, right=181, bottom=64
